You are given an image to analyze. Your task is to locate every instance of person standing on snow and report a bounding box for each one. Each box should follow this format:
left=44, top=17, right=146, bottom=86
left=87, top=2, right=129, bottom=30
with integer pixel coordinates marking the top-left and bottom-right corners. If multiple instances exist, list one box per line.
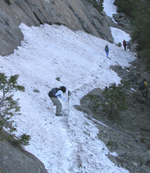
left=123, top=40, right=127, bottom=50
left=105, top=45, right=110, bottom=58
left=49, top=86, right=69, bottom=116
left=127, top=41, right=131, bottom=51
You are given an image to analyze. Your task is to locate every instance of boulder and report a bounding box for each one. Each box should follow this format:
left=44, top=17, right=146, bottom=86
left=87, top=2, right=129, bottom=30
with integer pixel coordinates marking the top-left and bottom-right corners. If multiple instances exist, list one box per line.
left=0, top=140, right=48, bottom=173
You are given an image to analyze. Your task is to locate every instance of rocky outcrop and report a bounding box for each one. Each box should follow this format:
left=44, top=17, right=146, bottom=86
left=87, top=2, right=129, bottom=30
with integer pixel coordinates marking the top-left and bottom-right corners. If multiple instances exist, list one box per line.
left=0, top=140, right=48, bottom=173
left=113, top=13, right=132, bottom=32
left=0, top=0, right=113, bottom=56
left=75, top=58, right=150, bottom=173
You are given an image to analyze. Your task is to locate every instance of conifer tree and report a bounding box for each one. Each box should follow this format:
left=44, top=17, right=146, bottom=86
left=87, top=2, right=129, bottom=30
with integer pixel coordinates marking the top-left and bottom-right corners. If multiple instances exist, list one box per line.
left=114, top=0, right=150, bottom=63
left=101, top=83, right=127, bottom=119
left=88, top=0, right=104, bottom=12
left=0, top=73, right=30, bottom=145
left=131, top=0, right=150, bottom=61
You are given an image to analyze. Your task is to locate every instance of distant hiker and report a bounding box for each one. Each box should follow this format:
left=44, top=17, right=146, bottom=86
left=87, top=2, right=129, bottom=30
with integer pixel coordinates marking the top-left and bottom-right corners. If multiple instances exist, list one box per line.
left=123, top=40, right=127, bottom=50
left=127, top=42, right=131, bottom=51
left=136, top=45, right=141, bottom=58
left=139, top=79, right=148, bottom=98
left=105, top=45, right=109, bottom=58
left=48, top=86, right=68, bottom=116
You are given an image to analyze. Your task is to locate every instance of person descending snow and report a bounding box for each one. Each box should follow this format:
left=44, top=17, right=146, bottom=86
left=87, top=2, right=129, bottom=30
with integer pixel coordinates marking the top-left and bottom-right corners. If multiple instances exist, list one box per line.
left=105, top=44, right=110, bottom=58
left=48, top=86, right=68, bottom=116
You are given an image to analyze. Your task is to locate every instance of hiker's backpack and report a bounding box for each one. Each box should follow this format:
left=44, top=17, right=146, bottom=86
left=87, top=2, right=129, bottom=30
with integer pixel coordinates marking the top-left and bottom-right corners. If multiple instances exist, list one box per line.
left=139, top=81, right=145, bottom=90
left=105, top=46, right=109, bottom=52
left=123, top=40, right=126, bottom=46
left=48, top=88, right=59, bottom=98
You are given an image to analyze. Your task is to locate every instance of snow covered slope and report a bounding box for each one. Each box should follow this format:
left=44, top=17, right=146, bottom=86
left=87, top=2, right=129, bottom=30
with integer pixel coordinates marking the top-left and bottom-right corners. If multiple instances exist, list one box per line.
left=0, top=23, right=135, bottom=173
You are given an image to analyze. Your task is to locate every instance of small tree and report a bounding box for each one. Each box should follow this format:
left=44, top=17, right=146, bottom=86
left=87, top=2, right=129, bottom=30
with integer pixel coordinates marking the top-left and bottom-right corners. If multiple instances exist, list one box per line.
left=116, top=42, right=122, bottom=47
left=0, top=73, right=30, bottom=145
left=4, top=0, right=11, bottom=5
left=101, top=83, right=127, bottom=119
left=88, top=0, right=104, bottom=12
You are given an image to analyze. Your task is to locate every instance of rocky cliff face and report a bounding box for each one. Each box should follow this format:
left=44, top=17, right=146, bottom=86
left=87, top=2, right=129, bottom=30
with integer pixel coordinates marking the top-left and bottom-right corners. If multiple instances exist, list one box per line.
left=0, top=0, right=113, bottom=56
left=0, top=140, right=48, bottom=173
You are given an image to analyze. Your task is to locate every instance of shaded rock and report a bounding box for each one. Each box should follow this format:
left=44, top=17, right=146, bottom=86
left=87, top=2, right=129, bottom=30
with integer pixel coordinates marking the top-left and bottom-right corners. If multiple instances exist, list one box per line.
left=113, top=13, right=131, bottom=31
left=0, top=1, right=23, bottom=56
left=145, top=159, right=150, bottom=166
left=87, top=88, right=103, bottom=96
left=0, top=140, right=48, bottom=173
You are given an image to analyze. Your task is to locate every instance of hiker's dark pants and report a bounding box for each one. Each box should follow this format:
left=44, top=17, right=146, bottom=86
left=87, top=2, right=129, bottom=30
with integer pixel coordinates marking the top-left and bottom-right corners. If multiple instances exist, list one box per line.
left=142, top=88, right=148, bottom=98
left=105, top=51, right=109, bottom=58
left=51, top=97, right=62, bottom=115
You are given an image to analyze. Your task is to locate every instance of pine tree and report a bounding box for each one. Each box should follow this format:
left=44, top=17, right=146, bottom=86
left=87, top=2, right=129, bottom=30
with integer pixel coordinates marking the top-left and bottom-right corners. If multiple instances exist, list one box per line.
left=131, top=0, right=150, bottom=61
left=114, top=0, right=150, bottom=63
left=0, top=73, right=30, bottom=146
left=101, top=83, right=127, bottom=119
left=114, top=0, right=137, bottom=18
left=88, top=0, right=104, bottom=12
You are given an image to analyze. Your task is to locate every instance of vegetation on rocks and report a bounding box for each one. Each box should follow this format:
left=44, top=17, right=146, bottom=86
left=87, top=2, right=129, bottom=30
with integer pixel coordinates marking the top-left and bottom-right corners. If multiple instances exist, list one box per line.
left=88, top=0, right=104, bottom=12
left=76, top=58, right=150, bottom=173
left=4, top=0, right=11, bottom=5
left=114, top=0, right=150, bottom=66
left=0, top=73, right=30, bottom=146
left=101, top=82, right=127, bottom=119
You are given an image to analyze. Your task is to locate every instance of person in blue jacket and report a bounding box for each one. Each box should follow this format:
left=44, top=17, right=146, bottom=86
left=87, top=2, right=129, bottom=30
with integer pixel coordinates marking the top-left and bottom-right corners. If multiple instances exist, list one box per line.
left=50, top=86, right=68, bottom=116
left=105, top=45, right=110, bottom=58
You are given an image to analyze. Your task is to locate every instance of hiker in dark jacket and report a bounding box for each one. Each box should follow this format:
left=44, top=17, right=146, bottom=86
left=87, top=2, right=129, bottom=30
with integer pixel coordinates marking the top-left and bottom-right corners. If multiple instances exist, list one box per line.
left=105, top=45, right=110, bottom=58
left=139, top=79, right=148, bottom=98
left=123, top=40, right=127, bottom=50
left=50, top=86, right=68, bottom=116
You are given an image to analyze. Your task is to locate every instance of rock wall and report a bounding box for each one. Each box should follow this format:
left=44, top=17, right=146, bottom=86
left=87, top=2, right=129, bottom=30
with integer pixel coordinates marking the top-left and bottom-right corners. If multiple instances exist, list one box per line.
left=0, top=0, right=113, bottom=56
left=0, top=140, right=48, bottom=173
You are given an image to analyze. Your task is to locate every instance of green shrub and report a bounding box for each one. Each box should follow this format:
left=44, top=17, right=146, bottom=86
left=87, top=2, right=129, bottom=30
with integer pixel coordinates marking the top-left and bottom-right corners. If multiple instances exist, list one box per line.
left=101, top=83, right=127, bottom=119
left=4, top=0, right=11, bottom=5
left=88, top=0, right=104, bottom=12
left=116, top=42, right=122, bottom=47
left=33, top=89, right=40, bottom=93
left=14, top=134, right=31, bottom=146
left=56, top=77, right=60, bottom=81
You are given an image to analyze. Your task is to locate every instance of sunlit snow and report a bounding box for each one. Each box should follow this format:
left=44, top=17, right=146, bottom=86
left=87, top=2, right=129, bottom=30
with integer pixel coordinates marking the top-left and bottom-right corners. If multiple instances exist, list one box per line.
left=103, top=0, right=117, bottom=18
left=103, top=0, right=131, bottom=48
left=0, top=1, right=136, bottom=173
left=111, top=27, right=131, bottom=46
